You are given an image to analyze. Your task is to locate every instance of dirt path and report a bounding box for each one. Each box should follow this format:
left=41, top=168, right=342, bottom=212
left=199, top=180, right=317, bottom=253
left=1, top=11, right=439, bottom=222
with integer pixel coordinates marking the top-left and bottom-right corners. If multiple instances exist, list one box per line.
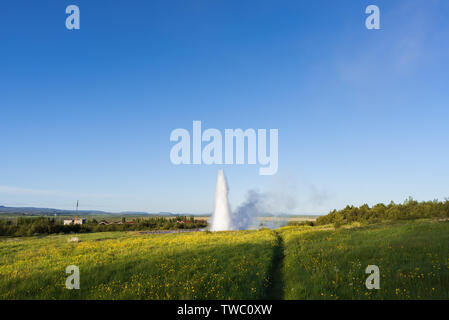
left=266, top=232, right=285, bottom=299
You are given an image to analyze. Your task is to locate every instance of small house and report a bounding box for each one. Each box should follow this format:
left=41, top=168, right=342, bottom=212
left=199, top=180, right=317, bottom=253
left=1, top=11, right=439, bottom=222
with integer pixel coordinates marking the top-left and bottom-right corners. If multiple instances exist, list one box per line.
left=63, top=218, right=86, bottom=225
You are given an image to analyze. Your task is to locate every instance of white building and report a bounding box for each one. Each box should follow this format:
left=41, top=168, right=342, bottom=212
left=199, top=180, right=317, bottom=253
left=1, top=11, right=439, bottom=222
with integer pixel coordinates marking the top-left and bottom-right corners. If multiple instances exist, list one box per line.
left=63, top=218, right=86, bottom=225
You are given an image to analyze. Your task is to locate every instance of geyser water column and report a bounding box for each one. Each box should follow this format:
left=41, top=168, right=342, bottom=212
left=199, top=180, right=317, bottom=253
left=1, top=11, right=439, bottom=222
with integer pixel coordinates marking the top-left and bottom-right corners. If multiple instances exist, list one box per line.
left=210, top=169, right=233, bottom=231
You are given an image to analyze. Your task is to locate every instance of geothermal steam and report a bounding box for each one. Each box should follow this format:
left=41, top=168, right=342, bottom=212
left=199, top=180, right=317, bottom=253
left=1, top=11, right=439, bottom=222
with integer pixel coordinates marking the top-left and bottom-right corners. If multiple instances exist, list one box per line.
left=210, top=169, right=232, bottom=231
left=210, top=170, right=268, bottom=231
left=210, top=169, right=297, bottom=231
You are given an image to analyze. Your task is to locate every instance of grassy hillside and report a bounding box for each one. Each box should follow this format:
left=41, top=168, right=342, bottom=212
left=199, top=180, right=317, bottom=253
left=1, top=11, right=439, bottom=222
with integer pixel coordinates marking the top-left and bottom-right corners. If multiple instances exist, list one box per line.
left=1, top=219, right=448, bottom=300
left=281, top=220, right=449, bottom=299
left=0, top=230, right=277, bottom=299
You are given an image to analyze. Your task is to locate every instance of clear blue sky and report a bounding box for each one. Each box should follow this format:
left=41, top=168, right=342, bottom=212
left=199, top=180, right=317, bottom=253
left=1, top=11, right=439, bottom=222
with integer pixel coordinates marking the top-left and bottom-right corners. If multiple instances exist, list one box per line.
left=1, top=0, right=448, bottom=214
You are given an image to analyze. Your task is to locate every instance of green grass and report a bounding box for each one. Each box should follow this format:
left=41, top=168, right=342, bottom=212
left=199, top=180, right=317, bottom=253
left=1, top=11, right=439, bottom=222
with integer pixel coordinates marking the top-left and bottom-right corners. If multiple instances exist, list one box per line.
left=0, top=230, right=277, bottom=299
left=281, top=220, right=449, bottom=299
left=1, top=219, right=448, bottom=300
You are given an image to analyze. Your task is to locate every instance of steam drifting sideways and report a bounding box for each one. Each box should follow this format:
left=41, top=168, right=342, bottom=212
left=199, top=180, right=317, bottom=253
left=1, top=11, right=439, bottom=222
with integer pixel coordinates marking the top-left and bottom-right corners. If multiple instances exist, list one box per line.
left=210, top=169, right=283, bottom=231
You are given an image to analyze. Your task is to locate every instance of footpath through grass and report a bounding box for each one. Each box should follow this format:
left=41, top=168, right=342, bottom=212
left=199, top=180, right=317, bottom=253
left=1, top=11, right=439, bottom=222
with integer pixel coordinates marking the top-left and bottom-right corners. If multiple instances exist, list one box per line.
left=265, top=232, right=285, bottom=299
left=1, top=219, right=448, bottom=299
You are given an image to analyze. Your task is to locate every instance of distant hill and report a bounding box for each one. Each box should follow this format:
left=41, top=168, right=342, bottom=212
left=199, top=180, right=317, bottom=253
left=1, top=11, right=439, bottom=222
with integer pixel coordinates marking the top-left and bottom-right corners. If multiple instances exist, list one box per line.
left=0, top=205, right=320, bottom=218
left=0, top=205, right=182, bottom=217
left=0, top=205, right=109, bottom=216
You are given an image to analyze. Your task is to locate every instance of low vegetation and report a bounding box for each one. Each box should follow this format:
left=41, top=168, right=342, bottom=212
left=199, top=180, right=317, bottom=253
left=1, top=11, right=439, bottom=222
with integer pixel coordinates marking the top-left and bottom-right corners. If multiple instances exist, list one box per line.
left=281, top=220, right=449, bottom=299
left=316, top=197, right=449, bottom=227
left=0, top=229, right=277, bottom=299
left=0, top=216, right=207, bottom=237
left=1, top=203, right=448, bottom=300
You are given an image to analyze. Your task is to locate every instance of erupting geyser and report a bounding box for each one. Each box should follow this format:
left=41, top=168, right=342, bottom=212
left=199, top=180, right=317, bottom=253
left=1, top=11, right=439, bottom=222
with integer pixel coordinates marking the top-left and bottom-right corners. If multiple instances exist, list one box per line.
left=210, top=169, right=232, bottom=231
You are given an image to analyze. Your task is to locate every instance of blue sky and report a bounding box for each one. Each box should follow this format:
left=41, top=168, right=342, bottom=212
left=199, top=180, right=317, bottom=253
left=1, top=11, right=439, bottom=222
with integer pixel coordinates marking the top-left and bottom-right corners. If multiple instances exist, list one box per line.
left=1, top=0, right=448, bottom=214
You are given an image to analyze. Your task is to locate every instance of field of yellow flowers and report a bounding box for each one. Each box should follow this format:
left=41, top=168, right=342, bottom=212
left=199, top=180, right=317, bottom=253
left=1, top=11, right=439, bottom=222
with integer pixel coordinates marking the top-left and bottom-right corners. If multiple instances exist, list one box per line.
left=0, top=229, right=278, bottom=299
left=281, top=219, right=449, bottom=299
left=1, top=219, right=448, bottom=300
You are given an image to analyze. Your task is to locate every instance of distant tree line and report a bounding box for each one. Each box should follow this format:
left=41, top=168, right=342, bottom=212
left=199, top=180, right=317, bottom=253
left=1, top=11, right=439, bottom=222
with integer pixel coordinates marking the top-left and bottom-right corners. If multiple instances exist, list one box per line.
left=316, top=197, right=449, bottom=228
left=287, top=220, right=315, bottom=227
left=0, top=216, right=207, bottom=237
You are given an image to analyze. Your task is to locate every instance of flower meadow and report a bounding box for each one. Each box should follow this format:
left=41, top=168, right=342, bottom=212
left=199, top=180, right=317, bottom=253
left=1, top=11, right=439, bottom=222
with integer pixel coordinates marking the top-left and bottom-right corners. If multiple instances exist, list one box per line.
left=0, top=230, right=277, bottom=299
left=281, top=220, right=449, bottom=299
left=1, top=219, right=448, bottom=299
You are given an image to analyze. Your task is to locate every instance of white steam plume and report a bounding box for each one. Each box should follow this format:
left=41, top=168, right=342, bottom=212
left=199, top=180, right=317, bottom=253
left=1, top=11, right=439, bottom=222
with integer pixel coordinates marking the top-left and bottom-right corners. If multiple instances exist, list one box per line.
left=210, top=170, right=297, bottom=231
left=210, top=169, right=232, bottom=231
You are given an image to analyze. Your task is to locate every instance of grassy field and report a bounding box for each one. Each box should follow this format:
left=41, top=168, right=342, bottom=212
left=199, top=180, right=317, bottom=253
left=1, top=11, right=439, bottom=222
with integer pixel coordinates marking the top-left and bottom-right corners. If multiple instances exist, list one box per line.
left=1, top=219, right=448, bottom=299
left=281, top=220, right=449, bottom=299
left=1, top=230, right=277, bottom=299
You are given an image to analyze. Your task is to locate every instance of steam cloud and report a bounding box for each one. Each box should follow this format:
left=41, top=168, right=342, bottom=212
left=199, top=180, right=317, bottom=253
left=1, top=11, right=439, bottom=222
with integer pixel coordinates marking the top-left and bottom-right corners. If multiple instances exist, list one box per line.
left=210, top=170, right=232, bottom=231
left=210, top=170, right=297, bottom=231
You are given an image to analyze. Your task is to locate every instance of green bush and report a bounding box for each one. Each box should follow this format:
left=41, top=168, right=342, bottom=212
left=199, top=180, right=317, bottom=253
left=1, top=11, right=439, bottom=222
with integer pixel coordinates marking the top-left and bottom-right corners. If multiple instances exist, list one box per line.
left=0, top=216, right=207, bottom=237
